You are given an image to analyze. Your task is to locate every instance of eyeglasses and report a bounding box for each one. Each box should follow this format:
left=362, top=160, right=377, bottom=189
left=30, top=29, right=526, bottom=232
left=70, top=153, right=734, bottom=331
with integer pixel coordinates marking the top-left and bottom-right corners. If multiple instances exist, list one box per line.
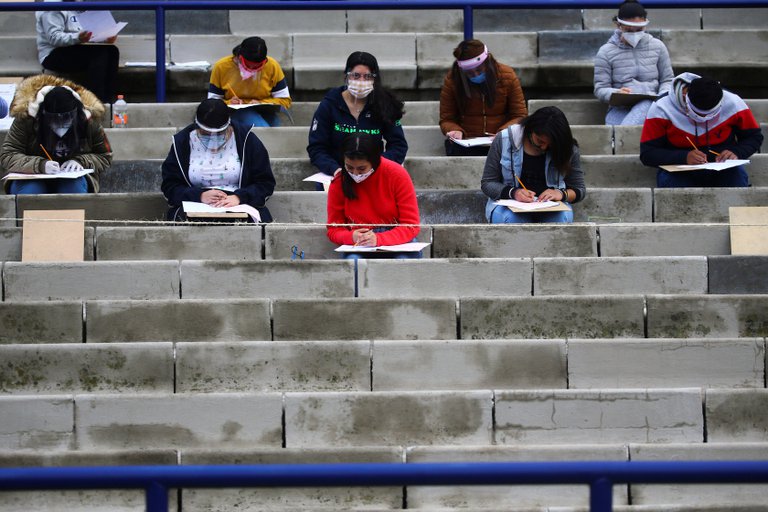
left=346, top=72, right=377, bottom=80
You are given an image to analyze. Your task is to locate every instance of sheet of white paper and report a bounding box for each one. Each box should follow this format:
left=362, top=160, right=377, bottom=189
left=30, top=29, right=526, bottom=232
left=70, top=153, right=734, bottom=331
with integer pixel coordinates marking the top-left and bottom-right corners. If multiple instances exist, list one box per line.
left=76, top=11, right=127, bottom=42
left=124, top=61, right=158, bottom=67
left=495, top=199, right=560, bottom=211
left=450, top=136, right=493, bottom=147
left=182, top=201, right=261, bottom=223
left=170, top=61, right=210, bottom=68
left=303, top=172, right=333, bottom=185
left=672, top=159, right=750, bottom=171
left=3, top=169, right=94, bottom=180
left=0, top=82, right=17, bottom=130
left=335, top=242, right=430, bottom=253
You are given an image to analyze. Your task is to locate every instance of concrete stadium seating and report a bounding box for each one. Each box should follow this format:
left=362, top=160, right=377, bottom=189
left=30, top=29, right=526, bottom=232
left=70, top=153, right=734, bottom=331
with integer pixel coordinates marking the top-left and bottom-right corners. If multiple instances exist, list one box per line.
left=2, top=6, right=768, bottom=511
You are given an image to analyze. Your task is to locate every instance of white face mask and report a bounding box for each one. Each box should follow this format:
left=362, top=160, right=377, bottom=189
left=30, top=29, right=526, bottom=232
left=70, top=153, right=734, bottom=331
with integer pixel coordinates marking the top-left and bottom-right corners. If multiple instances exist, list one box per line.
left=348, top=168, right=374, bottom=183
left=51, top=123, right=72, bottom=137
left=622, top=31, right=645, bottom=47
left=347, top=79, right=374, bottom=99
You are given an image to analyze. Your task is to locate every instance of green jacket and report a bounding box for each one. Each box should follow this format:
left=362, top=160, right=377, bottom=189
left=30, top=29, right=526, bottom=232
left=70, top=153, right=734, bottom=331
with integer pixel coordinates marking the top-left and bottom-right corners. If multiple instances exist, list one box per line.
left=0, top=74, right=112, bottom=193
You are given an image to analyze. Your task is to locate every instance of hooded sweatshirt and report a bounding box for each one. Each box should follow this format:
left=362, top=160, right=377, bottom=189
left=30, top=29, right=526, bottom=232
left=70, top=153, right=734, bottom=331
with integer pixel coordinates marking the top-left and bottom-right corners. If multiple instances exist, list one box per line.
left=0, top=74, right=111, bottom=193
left=640, top=72, right=763, bottom=167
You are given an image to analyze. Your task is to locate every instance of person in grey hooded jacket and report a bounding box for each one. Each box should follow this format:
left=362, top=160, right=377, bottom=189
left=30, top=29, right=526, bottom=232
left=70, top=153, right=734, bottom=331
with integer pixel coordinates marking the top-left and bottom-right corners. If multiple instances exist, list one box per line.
left=593, top=0, right=673, bottom=125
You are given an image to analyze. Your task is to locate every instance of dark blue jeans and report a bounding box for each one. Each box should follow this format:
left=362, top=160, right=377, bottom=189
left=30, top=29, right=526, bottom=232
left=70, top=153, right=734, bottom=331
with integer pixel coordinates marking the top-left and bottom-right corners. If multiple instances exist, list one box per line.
left=657, top=166, right=750, bottom=188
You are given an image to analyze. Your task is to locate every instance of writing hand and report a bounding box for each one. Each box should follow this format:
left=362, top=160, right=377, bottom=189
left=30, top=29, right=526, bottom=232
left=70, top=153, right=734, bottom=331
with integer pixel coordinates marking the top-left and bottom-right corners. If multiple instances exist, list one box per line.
left=514, top=188, right=536, bottom=203
left=248, top=99, right=261, bottom=105
left=619, top=87, right=632, bottom=93
left=716, top=149, right=738, bottom=162
left=686, top=149, right=708, bottom=165
left=105, top=35, right=118, bottom=44
left=78, top=31, right=92, bottom=43
left=447, top=130, right=463, bottom=140
left=229, top=97, right=243, bottom=105
left=538, top=189, right=562, bottom=202
left=201, top=189, right=228, bottom=205
left=213, top=195, right=241, bottom=208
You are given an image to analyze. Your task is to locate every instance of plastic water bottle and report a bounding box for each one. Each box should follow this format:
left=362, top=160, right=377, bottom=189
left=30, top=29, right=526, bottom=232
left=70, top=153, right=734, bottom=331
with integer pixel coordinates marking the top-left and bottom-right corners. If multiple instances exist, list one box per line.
left=113, top=95, right=128, bottom=128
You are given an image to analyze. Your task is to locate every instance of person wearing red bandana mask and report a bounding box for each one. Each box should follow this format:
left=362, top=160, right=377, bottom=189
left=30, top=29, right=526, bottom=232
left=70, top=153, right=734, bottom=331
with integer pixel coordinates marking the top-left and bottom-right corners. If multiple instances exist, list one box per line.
left=640, top=73, right=763, bottom=187
left=208, top=36, right=291, bottom=127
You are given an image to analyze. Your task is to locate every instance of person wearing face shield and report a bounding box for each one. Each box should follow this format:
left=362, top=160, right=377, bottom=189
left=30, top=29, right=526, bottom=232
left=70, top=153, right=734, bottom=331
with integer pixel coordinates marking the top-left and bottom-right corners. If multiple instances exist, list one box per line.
left=439, top=39, right=528, bottom=156
left=307, top=51, right=408, bottom=189
left=161, top=99, right=276, bottom=221
left=594, top=0, right=673, bottom=125
left=640, top=73, right=763, bottom=188
left=326, top=133, right=421, bottom=259
left=208, top=37, right=291, bottom=128
left=0, top=75, right=112, bottom=194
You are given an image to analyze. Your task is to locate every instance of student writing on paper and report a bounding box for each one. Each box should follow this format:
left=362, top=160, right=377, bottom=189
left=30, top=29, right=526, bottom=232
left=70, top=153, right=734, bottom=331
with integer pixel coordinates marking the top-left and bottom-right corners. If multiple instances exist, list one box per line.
left=439, top=39, right=527, bottom=156
left=208, top=37, right=291, bottom=127
left=326, top=133, right=422, bottom=259
left=35, top=2, right=120, bottom=103
left=161, top=99, right=276, bottom=222
left=481, top=106, right=585, bottom=224
left=640, top=73, right=764, bottom=187
left=0, top=76, right=112, bottom=195
left=594, top=1, right=672, bottom=125
left=307, top=52, right=408, bottom=191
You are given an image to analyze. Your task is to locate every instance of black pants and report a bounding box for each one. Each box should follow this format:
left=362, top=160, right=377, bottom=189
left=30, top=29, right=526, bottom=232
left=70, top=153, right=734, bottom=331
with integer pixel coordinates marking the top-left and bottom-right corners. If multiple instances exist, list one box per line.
left=43, top=44, right=119, bottom=103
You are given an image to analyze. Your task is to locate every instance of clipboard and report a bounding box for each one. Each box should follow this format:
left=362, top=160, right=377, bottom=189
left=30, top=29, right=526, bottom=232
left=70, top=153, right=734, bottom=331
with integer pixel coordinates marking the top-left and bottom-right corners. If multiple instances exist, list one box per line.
left=609, top=92, right=658, bottom=107
left=507, top=201, right=570, bottom=213
left=660, top=160, right=750, bottom=173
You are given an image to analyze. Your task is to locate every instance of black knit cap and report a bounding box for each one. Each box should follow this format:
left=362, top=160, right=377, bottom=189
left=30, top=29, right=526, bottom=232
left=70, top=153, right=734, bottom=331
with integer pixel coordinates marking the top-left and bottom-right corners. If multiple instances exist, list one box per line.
left=618, top=0, right=647, bottom=20
left=234, top=37, right=267, bottom=62
left=43, top=86, right=79, bottom=114
left=688, top=77, right=723, bottom=111
left=195, top=99, right=230, bottom=130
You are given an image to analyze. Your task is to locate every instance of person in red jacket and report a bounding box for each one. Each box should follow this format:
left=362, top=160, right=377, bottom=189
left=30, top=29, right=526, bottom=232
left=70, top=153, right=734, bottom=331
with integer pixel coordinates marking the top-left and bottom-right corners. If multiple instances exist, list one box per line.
left=326, top=133, right=422, bottom=259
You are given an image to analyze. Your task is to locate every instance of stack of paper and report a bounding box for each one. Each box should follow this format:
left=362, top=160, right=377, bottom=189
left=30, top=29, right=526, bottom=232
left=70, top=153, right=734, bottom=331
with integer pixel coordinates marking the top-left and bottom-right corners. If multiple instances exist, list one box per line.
left=182, top=201, right=261, bottom=223
left=335, top=242, right=430, bottom=253
left=76, top=11, right=127, bottom=43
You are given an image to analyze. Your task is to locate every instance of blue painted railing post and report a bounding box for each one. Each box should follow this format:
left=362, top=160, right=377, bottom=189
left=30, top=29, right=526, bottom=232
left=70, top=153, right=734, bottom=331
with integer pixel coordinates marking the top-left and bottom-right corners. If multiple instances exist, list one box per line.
left=463, top=5, right=473, bottom=40
left=590, top=477, right=613, bottom=512
left=146, top=481, right=169, bottom=512
left=155, top=6, right=166, bottom=102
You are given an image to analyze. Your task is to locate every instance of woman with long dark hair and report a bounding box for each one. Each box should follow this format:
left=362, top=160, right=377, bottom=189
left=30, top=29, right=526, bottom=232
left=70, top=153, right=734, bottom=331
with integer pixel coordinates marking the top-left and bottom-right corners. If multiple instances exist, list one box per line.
left=481, top=106, right=586, bottom=223
left=326, top=133, right=420, bottom=259
left=307, top=51, right=408, bottom=182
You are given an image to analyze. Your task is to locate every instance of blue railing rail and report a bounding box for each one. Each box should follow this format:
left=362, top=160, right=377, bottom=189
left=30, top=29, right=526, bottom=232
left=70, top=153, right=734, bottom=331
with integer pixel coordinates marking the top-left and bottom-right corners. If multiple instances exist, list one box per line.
left=2, top=0, right=768, bottom=101
left=3, top=460, right=768, bottom=512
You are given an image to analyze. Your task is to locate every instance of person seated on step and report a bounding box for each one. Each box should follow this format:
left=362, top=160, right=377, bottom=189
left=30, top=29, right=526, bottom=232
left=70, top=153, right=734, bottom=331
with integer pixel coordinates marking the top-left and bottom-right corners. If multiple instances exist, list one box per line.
left=594, top=0, right=673, bottom=126
left=161, top=98, right=276, bottom=222
left=326, top=133, right=421, bottom=259
left=640, top=73, right=764, bottom=188
left=36, top=2, right=120, bottom=104
left=208, top=36, right=291, bottom=128
left=0, top=75, right=112, bottom=195
left=439, top=39, right=527, bottom=156
left=481, top=106, right=586, bottom=224
left=307, top=51, right=408, bottom=189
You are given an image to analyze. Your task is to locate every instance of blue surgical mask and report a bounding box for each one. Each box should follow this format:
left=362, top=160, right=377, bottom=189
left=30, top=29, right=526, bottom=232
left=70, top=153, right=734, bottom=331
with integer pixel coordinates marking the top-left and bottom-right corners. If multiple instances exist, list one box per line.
left=468, top=72, right=486, bottom=84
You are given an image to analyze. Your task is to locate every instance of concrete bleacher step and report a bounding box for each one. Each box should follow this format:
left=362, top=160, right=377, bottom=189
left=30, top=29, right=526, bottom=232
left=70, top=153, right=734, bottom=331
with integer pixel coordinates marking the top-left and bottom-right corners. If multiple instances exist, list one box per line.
left=5, top=388, right=768, bottom=451
left=5, top=337, right=760, bottom=395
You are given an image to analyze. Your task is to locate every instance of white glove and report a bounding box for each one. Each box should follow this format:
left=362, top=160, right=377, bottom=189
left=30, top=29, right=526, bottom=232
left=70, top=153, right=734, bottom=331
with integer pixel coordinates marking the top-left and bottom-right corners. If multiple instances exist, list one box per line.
left=61, top=160, right=84, bottom=173
left=44, top=160, right=61, bottom=174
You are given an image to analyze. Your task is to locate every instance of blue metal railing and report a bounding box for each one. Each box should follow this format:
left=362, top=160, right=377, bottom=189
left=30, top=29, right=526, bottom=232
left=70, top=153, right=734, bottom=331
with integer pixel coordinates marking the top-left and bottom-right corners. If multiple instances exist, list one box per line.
left=3, top=460, right=768, bottom=512
left=2, top=0, right=768, bottom=101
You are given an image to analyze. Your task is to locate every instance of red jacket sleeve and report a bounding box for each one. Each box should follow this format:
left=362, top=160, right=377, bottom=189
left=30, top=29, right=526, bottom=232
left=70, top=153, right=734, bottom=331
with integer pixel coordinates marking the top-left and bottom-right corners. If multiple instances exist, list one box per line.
left=326, top=176, right=355, bottom=245
left=375, top=166, right=420, bottom=246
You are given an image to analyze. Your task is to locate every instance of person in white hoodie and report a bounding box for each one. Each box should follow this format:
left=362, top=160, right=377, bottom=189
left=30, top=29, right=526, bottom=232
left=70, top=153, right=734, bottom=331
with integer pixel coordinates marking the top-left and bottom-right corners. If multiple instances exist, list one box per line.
left=593, top=0, right=673, bottom=125
left=35, top=0, right=119, bottom=103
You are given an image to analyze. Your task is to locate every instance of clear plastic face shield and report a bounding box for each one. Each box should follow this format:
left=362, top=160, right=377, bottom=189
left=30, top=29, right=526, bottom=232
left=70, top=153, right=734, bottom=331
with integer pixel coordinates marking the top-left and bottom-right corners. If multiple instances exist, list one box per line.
left=195, top=117, right=231, bottom=150
left=43, top=108, right=77, bottom=137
